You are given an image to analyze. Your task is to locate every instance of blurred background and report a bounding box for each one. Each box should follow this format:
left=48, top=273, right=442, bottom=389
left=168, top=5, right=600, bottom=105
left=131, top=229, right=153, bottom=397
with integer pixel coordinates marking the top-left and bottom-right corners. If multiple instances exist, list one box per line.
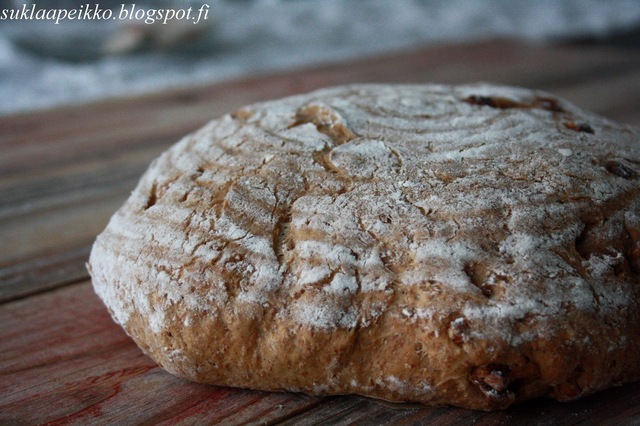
left=1, top=0, right=639, bottom=115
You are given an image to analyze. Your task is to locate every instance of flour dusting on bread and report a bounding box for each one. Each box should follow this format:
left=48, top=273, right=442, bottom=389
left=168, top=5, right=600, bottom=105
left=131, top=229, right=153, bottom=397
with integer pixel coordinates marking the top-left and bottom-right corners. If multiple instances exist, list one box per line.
left=89, top=84, right=640, bottom=410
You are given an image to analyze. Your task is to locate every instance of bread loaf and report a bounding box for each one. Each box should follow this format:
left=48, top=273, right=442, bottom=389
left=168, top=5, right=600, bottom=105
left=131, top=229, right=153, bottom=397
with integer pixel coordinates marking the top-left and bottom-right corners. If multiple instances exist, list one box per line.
left=88, top=84, right=640, bottom=410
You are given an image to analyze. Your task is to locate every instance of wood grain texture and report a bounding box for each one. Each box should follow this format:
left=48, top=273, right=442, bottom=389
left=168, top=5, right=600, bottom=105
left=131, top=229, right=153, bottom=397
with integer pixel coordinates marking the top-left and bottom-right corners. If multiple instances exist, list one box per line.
left=1, top=39, right=639, bottom=424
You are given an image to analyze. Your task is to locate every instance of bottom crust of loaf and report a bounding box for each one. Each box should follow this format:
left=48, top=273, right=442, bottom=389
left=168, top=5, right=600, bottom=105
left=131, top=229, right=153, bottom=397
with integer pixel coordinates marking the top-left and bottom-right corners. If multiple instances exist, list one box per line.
left=90, top=281, right=639, bottom=411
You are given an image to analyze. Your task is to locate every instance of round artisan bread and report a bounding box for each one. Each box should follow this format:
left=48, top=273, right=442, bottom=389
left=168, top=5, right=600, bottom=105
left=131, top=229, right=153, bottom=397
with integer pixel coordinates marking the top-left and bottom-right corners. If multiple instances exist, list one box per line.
left=88, top=84, right=640, bottom=410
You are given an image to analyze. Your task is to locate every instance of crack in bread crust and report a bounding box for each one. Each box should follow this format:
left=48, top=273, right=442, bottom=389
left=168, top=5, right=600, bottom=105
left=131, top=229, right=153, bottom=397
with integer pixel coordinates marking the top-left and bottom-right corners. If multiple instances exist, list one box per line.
left=89, top=84, right=640, bottom=410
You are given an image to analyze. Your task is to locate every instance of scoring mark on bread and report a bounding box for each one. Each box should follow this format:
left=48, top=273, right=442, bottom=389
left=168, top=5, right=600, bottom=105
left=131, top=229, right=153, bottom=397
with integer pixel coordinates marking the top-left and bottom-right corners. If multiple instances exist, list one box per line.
left=230, top=107, right=254, bottom=121
left=145, top=182, right=158, bottom=210
left=465, top=95, right=565, bottom=113
left=289, top=103, right=357, bottom=145
left=463, top=262, right=493, bottom=298
left=564, top=121, right=595, bottom=134
left=574, top=203, right=640, bottom=277
left=272, top=199, right=296, bottom=266
left=605, top=160, right=637, bottom=179
left=143, top=173, right=184, bottom=211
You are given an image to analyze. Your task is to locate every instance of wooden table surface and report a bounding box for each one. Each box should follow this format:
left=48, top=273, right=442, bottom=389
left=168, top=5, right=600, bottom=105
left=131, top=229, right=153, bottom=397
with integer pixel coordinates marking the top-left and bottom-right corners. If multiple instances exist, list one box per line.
left=1, top=39, right=639, bottom=425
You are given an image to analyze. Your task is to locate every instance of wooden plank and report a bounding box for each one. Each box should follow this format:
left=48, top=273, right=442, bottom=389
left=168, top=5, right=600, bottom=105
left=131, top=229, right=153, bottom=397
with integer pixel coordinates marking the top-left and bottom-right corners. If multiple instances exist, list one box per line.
left=277, top=397, right=426, bottom=425
left=0, top=243, right=90, bottom=303
left=0, top=145, right=162, bottom=264
left=279, top=383, right=640, bottom=426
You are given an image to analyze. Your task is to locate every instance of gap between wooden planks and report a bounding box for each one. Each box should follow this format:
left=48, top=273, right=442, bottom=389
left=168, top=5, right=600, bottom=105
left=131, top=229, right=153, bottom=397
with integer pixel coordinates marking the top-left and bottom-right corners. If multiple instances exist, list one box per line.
left=1, top=39, right=639, bottom=423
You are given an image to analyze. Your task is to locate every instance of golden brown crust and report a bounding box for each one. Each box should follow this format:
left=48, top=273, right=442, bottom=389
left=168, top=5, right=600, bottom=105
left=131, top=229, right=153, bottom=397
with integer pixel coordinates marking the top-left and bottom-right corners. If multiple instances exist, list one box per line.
left=89, top=84, right=640, bottom=410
